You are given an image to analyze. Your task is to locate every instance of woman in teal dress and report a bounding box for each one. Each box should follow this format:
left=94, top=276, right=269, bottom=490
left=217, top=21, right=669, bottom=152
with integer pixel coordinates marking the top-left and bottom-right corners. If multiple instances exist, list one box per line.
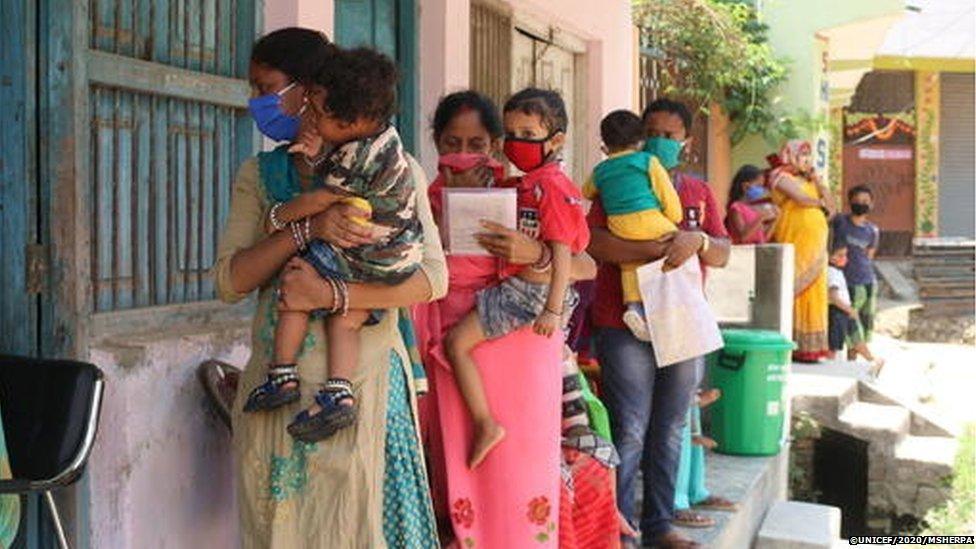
left=213, top=28, right=446, bottom=548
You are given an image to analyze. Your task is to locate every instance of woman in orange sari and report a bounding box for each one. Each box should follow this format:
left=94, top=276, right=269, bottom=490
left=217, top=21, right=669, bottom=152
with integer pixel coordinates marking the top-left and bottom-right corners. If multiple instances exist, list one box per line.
left=769, top=140, right=835, bottom=361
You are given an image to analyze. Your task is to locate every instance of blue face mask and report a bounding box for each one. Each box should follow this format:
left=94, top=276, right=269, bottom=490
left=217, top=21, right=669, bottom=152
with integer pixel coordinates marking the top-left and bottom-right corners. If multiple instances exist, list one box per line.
left=643, top=136, right=684, bottom=170
left=745, top=185, right=767, bottom=202
left=248, top=82, right=302, bottom=142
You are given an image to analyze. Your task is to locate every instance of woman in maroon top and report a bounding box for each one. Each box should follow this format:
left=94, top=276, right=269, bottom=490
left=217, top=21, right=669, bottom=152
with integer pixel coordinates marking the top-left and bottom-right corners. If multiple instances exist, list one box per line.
left=588, top=98, right=730, bottom=549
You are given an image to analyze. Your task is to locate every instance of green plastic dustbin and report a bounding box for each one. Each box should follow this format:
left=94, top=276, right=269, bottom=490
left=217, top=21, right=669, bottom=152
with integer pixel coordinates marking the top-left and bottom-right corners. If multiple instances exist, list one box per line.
left=707, top=329, right=793, bottom=456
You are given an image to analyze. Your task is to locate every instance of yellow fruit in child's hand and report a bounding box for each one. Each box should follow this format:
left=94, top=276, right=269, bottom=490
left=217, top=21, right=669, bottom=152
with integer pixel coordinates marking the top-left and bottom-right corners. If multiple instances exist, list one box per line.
left=342, top=197, right=372, bottom=226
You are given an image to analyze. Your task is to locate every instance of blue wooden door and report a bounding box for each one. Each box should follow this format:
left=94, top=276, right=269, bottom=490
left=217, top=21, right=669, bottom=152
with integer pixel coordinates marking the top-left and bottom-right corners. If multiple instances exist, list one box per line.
left=80, top=0, right=260, bottom=313
left=0, top=0, right=261, bottom=546
left=335, top=0, right=418, bottom=153
left=1, top=1, right=42, bottom=545
left=0, top=0, right=39, bottom=357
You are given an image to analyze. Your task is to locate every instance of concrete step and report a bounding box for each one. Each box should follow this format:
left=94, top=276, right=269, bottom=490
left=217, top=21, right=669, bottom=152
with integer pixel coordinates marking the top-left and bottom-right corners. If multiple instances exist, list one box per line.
left=754, top=500, right=841, bottom=549
left=893, top=435, right=957, bottom=480
left=886, top=435, right=957, bottom=516
left=838, top=402, right=910, bottom=445
left=858, top=382, right=957, bottom=437
left=789, top=373, right=859, bottom=428
left=675, top=446, right=789, bottom=548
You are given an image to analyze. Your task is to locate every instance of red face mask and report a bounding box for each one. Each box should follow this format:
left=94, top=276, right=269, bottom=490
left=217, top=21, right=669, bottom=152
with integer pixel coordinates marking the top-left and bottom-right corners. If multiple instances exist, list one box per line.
left=503, top=135, right=551, bottom=173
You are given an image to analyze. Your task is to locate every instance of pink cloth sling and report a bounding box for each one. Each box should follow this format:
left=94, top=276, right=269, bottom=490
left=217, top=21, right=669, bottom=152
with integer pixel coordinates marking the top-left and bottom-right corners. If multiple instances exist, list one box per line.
left=414, top=174, right=562, bottom=548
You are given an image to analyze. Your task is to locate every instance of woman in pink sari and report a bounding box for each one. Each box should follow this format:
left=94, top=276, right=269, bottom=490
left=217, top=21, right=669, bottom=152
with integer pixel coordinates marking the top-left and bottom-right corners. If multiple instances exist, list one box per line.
left=414, top=91, right=596, bottom=547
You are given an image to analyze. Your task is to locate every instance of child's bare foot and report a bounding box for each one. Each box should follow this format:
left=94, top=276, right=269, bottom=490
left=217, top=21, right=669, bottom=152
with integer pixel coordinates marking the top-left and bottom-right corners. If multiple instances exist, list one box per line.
left=469, top=421, right=506, bottom=469
left=692, top=435, right=718, bottom=450
left=619, top=510, right=638, bottom=537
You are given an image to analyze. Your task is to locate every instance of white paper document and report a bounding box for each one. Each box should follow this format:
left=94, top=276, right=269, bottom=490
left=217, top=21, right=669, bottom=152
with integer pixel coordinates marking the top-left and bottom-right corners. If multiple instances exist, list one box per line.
left=636, top=258, right=724, bottom=367
left=442, top=188, right=518, bottom=256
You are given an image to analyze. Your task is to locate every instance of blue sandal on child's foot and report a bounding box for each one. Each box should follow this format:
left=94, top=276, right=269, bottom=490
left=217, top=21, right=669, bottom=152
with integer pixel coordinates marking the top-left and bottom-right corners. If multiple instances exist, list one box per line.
left=242, top=364, right=301, bottom=412
left=287, top=378, right=358, bottom=443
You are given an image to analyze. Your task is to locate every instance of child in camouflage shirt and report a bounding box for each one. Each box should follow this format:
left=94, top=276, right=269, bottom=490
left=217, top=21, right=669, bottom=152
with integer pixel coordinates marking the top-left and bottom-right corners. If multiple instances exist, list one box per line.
left=243, top=47, right=423, bottom=443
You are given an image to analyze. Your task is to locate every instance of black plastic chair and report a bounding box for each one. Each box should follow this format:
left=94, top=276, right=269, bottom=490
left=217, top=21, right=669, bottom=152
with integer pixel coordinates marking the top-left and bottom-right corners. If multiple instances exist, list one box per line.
left=0, top=355, right=105, bottom=549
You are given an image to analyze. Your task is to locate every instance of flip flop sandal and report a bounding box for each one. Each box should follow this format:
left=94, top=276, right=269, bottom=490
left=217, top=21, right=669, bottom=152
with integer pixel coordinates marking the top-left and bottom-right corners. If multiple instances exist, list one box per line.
left=243, top=364, right=301, bottom=412
left=671, top=511, right=716, bottom=529
left=693, top=497, right=739, bottom=512
left=197, top=360, right=242, bottom=430
left=287, top=379, right=358, bottom=443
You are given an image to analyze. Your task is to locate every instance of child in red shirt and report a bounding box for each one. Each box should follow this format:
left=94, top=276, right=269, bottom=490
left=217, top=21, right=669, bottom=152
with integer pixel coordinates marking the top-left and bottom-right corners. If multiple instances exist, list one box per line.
left=447, top=88, right=590, bottom=469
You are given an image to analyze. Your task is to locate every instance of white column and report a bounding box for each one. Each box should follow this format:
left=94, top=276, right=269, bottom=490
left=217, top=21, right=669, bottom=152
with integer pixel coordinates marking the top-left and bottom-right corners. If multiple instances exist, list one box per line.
left=264, top=0, right=334, bottom=37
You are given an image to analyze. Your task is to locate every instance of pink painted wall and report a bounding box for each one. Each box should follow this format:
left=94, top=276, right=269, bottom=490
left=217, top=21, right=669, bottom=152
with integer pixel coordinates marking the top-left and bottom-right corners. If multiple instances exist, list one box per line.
left=415, top=0, right=635, bottom=174
left=509, top=0, right=636, bottom=173
left=263, top=0, right=634, bottom=174
left=418, top=0, right=472, bottom=172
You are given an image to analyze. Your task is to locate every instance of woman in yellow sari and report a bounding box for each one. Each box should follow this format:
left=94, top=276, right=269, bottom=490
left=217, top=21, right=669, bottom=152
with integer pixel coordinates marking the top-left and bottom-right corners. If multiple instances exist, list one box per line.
left=769, top=140, right=835, bottom=362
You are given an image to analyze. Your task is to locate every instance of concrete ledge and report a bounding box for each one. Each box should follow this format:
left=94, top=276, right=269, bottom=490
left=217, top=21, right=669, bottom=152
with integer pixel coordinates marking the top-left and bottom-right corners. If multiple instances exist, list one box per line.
left=755, top=501, right=841, bottom=549
left=676, top=444, right=789, bottom=548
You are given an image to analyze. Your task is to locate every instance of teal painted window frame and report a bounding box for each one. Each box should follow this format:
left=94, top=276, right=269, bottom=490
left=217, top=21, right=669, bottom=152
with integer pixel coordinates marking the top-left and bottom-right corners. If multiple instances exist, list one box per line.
left=334, top=0, right=418, bottom=154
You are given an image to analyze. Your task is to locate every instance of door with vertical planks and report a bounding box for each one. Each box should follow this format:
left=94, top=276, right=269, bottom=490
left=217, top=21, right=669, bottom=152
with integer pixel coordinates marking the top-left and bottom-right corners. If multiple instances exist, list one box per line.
left=1, top=0, right=261, bottom=546
left=77, top=0, right=260, bottom=315
left=334, top=0, right=418, bottom=153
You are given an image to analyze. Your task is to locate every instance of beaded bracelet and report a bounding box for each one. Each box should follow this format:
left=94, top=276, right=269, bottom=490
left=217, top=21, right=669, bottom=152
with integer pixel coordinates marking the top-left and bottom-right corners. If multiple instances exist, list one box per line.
left=303, top=216, right=312, bottom=245
left=324, top=276, right=341, bottom=314
left=289, top=221, right=306, bottom=251
left=268, top=202, right=285, bottom=232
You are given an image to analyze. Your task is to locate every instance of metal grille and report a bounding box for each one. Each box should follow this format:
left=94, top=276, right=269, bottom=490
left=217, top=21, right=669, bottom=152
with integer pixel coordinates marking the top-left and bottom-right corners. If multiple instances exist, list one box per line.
left=87, top=0, right=253, bottom=311
left=470, top=1, right=512, bottom=109
left=638, top=50, right=664, bottom=113
left=90, top=0, right=239, bottom=78
left=637, top=48, right=708, bottom=176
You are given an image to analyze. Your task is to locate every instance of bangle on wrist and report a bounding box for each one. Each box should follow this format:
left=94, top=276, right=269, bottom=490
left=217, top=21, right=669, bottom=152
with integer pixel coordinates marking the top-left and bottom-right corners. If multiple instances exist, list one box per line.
left=336, top=278, right=350, bottom=317
left=531, top=244, right=553, bottom=272
left=544, top=306, right=562, bottom=316
left=324, top=277, right=339, bottom=314
left=698, top=232, right=710, bottom=254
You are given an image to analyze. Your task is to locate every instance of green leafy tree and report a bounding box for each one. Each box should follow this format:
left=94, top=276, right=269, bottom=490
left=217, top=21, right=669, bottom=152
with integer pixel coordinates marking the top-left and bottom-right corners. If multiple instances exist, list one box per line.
left=633, top=0, right=793, bottom=144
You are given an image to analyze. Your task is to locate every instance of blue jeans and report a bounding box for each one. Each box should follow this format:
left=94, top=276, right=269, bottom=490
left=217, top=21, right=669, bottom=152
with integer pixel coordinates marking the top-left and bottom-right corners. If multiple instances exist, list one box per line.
left=595, top=327, right=702, bottom=540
